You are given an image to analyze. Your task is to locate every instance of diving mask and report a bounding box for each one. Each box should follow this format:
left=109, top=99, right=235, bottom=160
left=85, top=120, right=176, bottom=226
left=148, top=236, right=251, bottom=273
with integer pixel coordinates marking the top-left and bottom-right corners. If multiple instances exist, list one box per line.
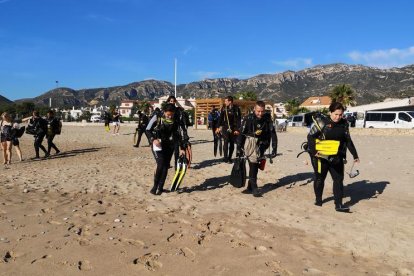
left=347, top=163, right=360, bottom=178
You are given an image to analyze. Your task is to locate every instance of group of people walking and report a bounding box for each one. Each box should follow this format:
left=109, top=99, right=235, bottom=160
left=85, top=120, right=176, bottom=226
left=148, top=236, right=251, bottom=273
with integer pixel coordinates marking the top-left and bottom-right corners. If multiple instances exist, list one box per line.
left=0, top=110, right=61, bottom=164
left=143, top=95, right=360, bottom=213
left=2, top=96, right=360, bottom=213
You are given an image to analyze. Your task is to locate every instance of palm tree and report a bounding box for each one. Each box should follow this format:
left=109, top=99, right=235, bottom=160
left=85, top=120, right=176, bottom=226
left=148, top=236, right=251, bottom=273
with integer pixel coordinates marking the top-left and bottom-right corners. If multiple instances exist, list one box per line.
left=329, top=84, right=356, bottom=107
left=235, top=91, right=257, bottom=101
left=285, top=98, right=300, bottom=115
left=139, top=101, right=151, bottom=113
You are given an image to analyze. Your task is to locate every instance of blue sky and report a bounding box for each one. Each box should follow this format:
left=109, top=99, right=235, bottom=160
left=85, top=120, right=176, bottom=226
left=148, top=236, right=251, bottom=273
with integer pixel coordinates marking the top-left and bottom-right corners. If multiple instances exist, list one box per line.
left=1, top=0, right=413, bottom=100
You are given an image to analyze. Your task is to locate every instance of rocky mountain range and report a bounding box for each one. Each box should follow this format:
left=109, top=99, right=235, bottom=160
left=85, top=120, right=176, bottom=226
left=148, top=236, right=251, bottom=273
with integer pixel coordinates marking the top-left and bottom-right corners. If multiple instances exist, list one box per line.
left=7, top=63, right=414, bottom=107
left=0, top=94, right=13, bottom=106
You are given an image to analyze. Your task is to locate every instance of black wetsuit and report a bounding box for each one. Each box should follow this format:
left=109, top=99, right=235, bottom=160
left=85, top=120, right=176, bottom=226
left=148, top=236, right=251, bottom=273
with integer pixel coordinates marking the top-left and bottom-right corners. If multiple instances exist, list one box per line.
left=146, top=116, right=185, bottom=195
left=46, top=117, right=60, bottom=154
left=134, top=113, right=149, bottom=147
left=0, top=121, right=12, bottom=142
left=30, top=117, right=48, bottom=158
left=238, top=113, right=277, bottom=195
left=147, top=108, right=189, bottom=167
left=208, top=109, right=222, bottom=156
left=104, top=112, right=111, bottom=129
left=113, top=112, right=120, bottom=123
left=172, top=108, right=189, bottom=165
left=217, top=105, right=241, bottom=162
left=307, top=117, right=359, bottom=207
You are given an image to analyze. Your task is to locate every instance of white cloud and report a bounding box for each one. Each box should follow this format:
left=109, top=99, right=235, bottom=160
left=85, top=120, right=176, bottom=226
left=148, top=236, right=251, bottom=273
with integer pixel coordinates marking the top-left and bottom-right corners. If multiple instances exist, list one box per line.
left=348, top=46, right=414, bottom=68
left=182, top=46, right=193, bottom=55
left=272, top=58, right=313, bottom=69
left=192, top=71, right=220, bottom=80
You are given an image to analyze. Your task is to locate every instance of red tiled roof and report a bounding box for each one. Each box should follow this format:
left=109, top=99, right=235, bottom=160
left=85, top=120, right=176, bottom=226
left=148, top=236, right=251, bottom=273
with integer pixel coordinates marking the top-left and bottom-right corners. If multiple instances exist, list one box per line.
left=300, top=96, right=331, bottom=107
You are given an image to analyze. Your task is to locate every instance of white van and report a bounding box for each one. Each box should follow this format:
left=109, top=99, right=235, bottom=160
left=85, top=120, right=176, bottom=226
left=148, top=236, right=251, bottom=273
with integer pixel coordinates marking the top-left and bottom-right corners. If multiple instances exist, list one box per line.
left=364, top=111, right=414, bottom=128
left=287, top=114, right=306, bottom=127
left=90, top=115, right=101, bottom=123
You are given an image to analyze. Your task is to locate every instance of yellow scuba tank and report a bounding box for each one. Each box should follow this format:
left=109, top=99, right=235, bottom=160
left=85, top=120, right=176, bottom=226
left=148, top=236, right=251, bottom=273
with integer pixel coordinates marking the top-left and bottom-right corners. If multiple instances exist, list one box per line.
left=315, top=139, right=340, bottom=156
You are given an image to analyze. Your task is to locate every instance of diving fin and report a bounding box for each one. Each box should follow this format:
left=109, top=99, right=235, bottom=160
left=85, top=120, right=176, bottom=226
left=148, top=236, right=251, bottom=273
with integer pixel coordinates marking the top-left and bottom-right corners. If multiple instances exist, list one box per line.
left=218, top=136, right=223, bottom=157
left=174, top=157, right=188, bottom=191
left=133, top=129, right=138, bottom=145
left=171, top=157, right=183, bottom=191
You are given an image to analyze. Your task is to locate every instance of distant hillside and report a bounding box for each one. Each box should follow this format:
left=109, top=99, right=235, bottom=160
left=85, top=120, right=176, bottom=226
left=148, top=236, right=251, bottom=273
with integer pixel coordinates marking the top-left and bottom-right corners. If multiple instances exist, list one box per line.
left=15, top=80, right=174, bottom=107
left=0, top=94, right=13, bottom=106
left=16, top=64, right=414, bottom=106
left=179, top=64, right=414, bottom=105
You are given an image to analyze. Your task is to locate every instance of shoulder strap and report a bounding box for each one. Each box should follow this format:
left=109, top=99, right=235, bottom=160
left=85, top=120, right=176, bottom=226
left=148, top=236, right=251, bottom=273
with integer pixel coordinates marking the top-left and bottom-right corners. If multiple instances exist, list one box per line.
left=225, top=107, right=231, bottom=129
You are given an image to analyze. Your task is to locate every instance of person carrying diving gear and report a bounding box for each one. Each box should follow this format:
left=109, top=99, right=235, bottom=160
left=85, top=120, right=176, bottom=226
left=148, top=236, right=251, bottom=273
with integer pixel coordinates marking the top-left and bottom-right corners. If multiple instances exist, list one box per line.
left=307, top=102, right=360, bottom=212
left=237, top=101, right=278, bottom=197
left=146, top=103, right=186, bottom=195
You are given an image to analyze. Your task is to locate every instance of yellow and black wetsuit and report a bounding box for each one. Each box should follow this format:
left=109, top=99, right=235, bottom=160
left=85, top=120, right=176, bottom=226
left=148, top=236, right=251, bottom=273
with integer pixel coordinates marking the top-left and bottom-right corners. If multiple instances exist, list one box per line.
left=307, top=116, right=358, bottom=209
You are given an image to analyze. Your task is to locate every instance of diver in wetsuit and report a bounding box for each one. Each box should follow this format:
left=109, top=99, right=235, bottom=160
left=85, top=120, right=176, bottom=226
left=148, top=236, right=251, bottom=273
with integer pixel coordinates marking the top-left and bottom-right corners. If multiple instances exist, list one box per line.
left=208, top=106, right=222, bottom=157
left=146, top=97, right=190, bottom=168
left=238, top=101, right=277, bottom=197
left=146, top=103, right=186, bottom=195
left=216, top=96, right=242, bottom=163
left=307, top=102, right=360, bottom=212
left=133, top=111, right=149, bottom=147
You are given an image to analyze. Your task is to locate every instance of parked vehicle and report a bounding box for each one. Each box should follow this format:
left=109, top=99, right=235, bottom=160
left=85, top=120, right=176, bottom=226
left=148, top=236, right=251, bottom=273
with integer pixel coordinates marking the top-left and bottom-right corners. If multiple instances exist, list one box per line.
left=90, top=115, right=101, bottom=123
left=363, top=111, right=414, bottom=128
left=287, top=114, right=306, bottom=127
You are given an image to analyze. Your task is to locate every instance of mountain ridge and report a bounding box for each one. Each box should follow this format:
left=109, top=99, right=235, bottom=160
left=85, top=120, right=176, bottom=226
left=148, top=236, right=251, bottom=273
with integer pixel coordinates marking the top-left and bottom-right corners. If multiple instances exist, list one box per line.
left=7, top=63, right=414, bottom=107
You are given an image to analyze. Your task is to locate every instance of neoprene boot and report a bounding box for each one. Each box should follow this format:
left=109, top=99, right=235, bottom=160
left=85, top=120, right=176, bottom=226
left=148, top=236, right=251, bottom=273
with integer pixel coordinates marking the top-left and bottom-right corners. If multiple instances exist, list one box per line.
left=335, top=203, right=350, bottom=212
left=315, top=197, right=323, bottom=206
left=150, top=186, right=157, bottom=195
left=242, top=181, right=252, bottom=194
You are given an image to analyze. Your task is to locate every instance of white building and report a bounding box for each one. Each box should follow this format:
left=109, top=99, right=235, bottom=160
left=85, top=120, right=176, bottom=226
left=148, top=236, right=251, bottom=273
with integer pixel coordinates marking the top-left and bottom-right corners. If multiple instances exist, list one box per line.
left=273, top=102, right=288, bottom=118
left=119, top=100, right=136, bottom=117
left=346, top=97, right=414, bottom=113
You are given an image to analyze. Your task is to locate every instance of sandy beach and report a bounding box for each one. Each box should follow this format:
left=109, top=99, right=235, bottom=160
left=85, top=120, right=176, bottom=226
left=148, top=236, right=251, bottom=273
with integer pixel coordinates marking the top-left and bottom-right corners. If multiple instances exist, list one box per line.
left=1, top=124, right=413, bottom=275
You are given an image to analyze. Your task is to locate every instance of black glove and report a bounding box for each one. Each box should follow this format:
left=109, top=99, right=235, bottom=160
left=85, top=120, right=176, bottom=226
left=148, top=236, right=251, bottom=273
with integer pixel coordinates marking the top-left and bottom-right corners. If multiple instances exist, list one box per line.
left=271, top=149, right=277, bottom=158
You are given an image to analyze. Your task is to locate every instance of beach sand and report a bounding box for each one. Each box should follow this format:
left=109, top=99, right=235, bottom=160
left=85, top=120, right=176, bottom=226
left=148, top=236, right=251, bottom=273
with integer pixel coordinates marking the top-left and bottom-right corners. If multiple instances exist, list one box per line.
left=1, top=124, right=413, bottom=275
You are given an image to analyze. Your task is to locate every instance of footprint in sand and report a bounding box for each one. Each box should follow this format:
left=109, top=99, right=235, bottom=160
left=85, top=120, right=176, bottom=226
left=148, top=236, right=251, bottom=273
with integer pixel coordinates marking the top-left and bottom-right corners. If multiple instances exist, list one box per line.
left=265, top=260, right=293, bottom=275
left=132, top=253, right=162, bottom=271
left=229, top=239, right=250, bottom=248
left=302, top=267, right=325, bottom=275
left=2, top=251, right=14, bottom=263
left=31, top=254, right=52, bottom=264
left=179, top=247, right=196, bottom=261
left=78, top=260, right=92, bottom=271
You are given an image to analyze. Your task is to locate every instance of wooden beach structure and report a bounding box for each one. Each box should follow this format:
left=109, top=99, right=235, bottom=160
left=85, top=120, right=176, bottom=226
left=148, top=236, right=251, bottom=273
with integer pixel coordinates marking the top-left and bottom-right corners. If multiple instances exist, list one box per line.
left=194, top=98, right=271, bottom=129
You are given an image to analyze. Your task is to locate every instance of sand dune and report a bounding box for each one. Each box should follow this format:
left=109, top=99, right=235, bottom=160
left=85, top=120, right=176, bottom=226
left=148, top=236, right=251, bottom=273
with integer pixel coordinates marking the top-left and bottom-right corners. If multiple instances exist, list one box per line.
left=0, top=124, right=413, bottom=275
